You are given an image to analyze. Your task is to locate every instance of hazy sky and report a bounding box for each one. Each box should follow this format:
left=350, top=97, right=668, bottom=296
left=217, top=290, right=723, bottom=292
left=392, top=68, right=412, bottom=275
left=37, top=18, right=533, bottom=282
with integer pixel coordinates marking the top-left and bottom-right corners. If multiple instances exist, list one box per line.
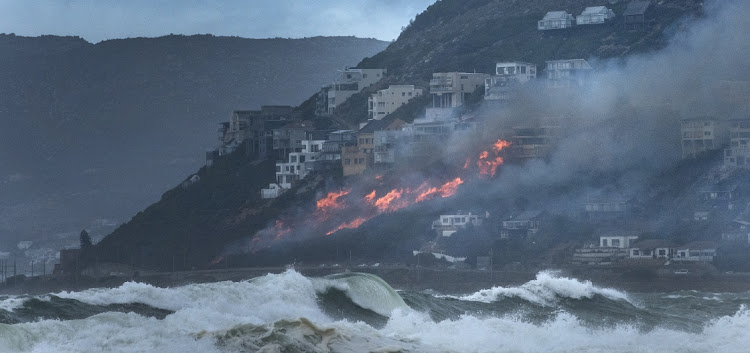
left=0, top=0, right=436, bottom=42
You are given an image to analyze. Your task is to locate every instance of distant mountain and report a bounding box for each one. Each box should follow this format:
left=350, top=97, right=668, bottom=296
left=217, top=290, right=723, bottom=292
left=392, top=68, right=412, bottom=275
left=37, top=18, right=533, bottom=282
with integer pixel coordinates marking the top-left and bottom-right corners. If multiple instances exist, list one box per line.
left=0, top=34, right=388, bottom=248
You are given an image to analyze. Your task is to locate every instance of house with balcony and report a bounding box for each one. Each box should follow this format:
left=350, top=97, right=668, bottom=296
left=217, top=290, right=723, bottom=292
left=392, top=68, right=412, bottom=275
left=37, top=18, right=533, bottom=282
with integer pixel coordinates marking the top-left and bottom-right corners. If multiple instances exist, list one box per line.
left=342, top=119, right=406, bottom=176
left=724, top=118, right=750, bottom=168
left=674, top=242, right=717, bottom=262
left=216, top=106, right=295, bottom=159
left=432, top=212, right=483, bottom=237
left=583, top=195, right=634, bottom=221
left=262, top=138, right=327, bottom=199
left=500, top=210, right=545, bottom=238
left=576, top=6, right=615, bottom=25
left=545, top=59, right=593, bottom=88
left=538, top=11, right=574, bottom=30
left=319, top=68, right=386, bottom=116
left=368, top=85, right=423, bottom=120
left=572, top=232, right=638, bottom=265
left=505, top=119, right=561, bottom=161
left=681, top=118, right=726, bottom=159
left=484, top=62, right=537, bottom=101
left=427, top=72, right=489, bottom=120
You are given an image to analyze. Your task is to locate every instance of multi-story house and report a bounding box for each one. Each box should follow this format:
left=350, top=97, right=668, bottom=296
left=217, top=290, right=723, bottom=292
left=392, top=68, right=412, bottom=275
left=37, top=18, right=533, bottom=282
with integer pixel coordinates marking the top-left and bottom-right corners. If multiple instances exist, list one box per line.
left=576, top=6, right=615, bottom=25
left=681, top=118, right=726, bottom=159
left=724, top=118, right=750, bottom=168
left=545, top=59, right=593, bottom=88
left=368, top=85, right=423, bottom=120
left=505, top=120, right=561, bottom=161
left=319, top=68, right=386, bottom=116
left=342, top=119, right=405, bottom=176
left=500, top=210, right=545, bottom=238
left=217, top=106, right=295, bottom=158
left=262, top=138, right=327, bottom=199
left=484, top=62, right=537, bottom=101
left=538, top=11, right=574, bottom=30
left=427, top=72, right=489, bottom=120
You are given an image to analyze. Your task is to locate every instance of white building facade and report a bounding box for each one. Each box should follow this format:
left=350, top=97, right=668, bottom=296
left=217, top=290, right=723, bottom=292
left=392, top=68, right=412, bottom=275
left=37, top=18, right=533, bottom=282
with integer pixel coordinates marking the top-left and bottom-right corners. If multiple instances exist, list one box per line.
left=576, top=6, right=615, bottom=25
left=427, top=72, right=489, bottom=120
left=484, top=62, right=537, bottom=101
left=368, top=85, right=423, bottom=120
left=326, top=68, right=386, bottom=115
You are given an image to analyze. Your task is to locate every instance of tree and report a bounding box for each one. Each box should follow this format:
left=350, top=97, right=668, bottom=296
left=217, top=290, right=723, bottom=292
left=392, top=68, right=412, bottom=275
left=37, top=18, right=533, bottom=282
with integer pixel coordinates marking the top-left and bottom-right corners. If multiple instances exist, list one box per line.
left=80, top=229, right=93, bottom=250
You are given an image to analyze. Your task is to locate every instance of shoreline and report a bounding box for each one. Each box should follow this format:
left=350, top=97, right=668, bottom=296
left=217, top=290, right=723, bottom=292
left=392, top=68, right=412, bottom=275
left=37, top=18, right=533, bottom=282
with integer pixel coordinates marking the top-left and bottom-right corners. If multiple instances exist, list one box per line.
left=2, top=265, right=750, bottom=296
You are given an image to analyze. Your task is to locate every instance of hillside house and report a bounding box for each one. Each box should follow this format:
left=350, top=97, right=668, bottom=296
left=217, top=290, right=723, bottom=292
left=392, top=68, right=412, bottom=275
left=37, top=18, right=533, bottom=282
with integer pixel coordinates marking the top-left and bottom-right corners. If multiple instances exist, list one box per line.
left=681, top=118, right=726, bottom=159
left=500, top=210, right=545, bottom=238
left=321, top=68, right=386, bottom=116
left=697, top=183, right=738, bottom=202
left=401, top=117, right=478, bottom=158
left=538, top=11, right=574, bottom=30
left=505, top=121, right=561, bottom=161
left=372, top=120, right=408, bottom=166
left=583, top=196, right=633, bottom=221
left=545, top=59, right=593, bottom=88
left=576, top=6, right=615, bottom=25
left=341, top=119, right=407, bottom=176
left=432, top=212, right=483, bottom=237
left=674, top=241, right=717, bottom=262
left=427, top=72, right=489, bottom=120
left=624, top=0, right=652, bottom=28
left=629, top=239, right=675, bottom=260
left=572, top=232, right=637, bottom=265
left=273, top=121, right=314, bottom=160
left=600, top=232, right=639, bottom=248
left=484, top=62, right=536, bottom=101
left=262, top=138, right=327, bottom=198
left=218, top=106, right=294, bottom=158
left=368, top=85, right=423, bottom=120
left=724, top=118, right=750, bottom=168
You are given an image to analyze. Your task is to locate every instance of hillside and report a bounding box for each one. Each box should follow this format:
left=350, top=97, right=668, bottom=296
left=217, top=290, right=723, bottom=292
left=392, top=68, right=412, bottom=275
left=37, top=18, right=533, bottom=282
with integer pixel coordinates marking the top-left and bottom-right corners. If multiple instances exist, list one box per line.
left=0, top=34, right=388, bottom=252
left=82, top=0, right=722, bottom=272
left=328, top=0, right=704, bottom=125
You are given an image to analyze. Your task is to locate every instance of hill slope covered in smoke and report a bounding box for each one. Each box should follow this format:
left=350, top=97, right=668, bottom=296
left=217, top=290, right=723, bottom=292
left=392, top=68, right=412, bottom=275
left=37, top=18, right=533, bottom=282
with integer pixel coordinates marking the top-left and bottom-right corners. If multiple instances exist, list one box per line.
left=92, top=0, right=750, bottom=272
left=0, top=34, right=387, bottom=250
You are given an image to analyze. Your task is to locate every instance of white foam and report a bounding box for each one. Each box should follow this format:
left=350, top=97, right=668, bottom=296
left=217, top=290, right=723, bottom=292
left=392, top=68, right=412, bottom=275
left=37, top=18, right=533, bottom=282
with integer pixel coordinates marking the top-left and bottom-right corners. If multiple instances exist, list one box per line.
left=454, top=270, right=631, bottom=306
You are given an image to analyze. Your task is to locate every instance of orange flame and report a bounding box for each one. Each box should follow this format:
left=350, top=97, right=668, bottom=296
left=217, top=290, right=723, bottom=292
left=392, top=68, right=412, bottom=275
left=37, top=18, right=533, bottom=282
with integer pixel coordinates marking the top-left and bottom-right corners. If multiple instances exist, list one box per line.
left=463, top=157, right=471, bottom=169
left=493, top=139, right=512, bottom=153
left=365, top=190, right=376, bottom=202
left=316, top=189, right=350, bottom=211
left=272, top=219, right=291, bottom=240
left=375, top=189, right=406, bottom=212
left=439, top=177, right=464, bottom=197
left=326, top=217, right=368, bottom=235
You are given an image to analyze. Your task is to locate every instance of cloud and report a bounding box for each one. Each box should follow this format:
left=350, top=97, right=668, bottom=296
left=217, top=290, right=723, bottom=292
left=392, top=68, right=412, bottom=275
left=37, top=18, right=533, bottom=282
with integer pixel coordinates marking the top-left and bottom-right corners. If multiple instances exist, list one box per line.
left=0, top=0, right=436, bottom=42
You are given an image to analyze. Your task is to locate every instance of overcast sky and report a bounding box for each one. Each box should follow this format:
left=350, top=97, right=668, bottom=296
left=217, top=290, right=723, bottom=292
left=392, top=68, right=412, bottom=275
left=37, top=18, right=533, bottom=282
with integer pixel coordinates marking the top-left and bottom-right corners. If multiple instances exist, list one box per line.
left=0, top=0, right=436, bottom=43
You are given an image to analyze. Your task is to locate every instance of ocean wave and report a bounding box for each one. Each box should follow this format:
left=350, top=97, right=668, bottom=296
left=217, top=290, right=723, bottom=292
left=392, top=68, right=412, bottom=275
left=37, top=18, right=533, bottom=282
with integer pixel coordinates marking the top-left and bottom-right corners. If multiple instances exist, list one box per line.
left=312, top=272, right=409, bottom=317
left=452, top=270, right=631, bottom=306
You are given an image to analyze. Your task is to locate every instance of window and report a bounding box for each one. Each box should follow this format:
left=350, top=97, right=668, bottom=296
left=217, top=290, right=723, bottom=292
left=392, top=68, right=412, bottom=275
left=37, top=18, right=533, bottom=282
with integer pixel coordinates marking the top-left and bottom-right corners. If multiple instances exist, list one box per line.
left=363, top=74, right=367, bottom=78
left=632, top=250, right=640, bottom=256
left=402, top=92, right=406, bottom=96
left=460, top=75, right=469, bottom=79
left=358, top=158, right=365, bottom=164
left=612, top=239, right=621, bottom=247
left=658, top=249, right=666, bottom=256
left=601, top=239, right=608, bottom=247
left=275, top=166, right=281, bottom=172
left=344, top=159, right=351, bottom=165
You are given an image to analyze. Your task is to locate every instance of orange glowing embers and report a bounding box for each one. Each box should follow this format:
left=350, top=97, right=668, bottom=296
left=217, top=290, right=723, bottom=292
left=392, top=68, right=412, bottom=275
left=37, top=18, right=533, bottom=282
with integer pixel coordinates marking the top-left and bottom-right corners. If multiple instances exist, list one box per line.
left=477, top=139, right=511, bottom=177
left=316, top=189, right=350, bottom=211
left=415, top=177, right=464, bottom=202
left=272, top=219, right=291, bottom=240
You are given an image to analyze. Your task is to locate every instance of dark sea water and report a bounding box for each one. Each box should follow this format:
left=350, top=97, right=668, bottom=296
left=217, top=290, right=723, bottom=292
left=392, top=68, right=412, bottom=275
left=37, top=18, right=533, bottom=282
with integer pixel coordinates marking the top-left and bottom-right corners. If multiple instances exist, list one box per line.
left=1, top=270, right=748, bottom=352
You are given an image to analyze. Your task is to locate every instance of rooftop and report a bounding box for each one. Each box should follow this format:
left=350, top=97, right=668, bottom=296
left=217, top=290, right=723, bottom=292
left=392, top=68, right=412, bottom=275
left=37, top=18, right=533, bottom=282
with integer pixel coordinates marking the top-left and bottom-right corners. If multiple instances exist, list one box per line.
left=581, top=6, right=609, bottom=15
left=542, top=11, right=571, bottom=20
left=631, top=239, right=676, bottom=249
left=624, top=0, right=652, bottom=16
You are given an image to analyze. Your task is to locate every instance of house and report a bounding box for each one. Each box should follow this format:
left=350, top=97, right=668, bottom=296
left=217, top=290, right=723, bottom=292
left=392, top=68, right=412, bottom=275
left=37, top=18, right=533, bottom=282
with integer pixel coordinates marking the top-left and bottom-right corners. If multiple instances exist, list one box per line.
left=696, top=183, right=738, bottom=202
left=342, top=119, right=406, bottom=176
left=273, top=121, right=314, bottom=160
left=538, top=11, right=575, bottom=30
left=373, top=120, right=408, bottom=166
left=484, top=62, right=537, bottom=101
left=427, top=72, right=490, bottom=120
left=600, top=232, right=639, bottom=249
left=432, top=212, right=483, bottom=237
left=576, top=6, right=615, bottom=25
left=545, top=59, right=593, bottom=88
left=401, top=117, right=478, bottom=158
left=724, top=118, right=750, bottom=168
left=674, top=241, right=717, bottom=262
left=261, top=137, right=327, bottom=198
left=500, top=210, right=545, bottom=238
left=583, top=196, right=632, bottom=221
left=681, top=118, right=726, bottom=159
left=505, top=120, right=561, bottom=161
left=368, top=85, right=423, bottom=120
left=629, top=239, right=675, bottom=260
left=216, top=106, right=295, bottom=159
left=623, top=0, right=652, bottom=28
left=321, top=68, right=386, bottom=116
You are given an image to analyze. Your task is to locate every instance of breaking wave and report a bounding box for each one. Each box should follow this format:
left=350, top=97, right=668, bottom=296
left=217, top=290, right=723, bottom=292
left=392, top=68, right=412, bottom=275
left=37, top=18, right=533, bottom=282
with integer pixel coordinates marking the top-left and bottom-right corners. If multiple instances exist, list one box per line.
left=1, top=270, right=750, bottom=352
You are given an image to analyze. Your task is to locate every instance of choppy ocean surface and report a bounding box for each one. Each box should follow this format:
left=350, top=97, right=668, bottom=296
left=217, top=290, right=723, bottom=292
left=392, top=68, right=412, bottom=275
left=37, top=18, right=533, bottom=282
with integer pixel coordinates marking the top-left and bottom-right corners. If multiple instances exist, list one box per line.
left=1, top=269, right=749, bottom=352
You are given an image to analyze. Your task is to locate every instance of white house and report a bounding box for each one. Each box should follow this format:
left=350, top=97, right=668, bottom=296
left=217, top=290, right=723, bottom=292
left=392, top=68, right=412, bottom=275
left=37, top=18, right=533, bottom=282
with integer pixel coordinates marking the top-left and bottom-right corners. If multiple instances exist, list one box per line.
left=368, top=85, right=423, bottom=120
left=324, top=68, right=386, bottom=115
left=629, top=239, right=675, bottom=260
left=546, top=59, right=593, bottom=88
left=538, top=11, right=574, bottom=30
left=576, top=6, right=615, bottom=25
left=674, top=242, right=717, bottom=262
left=431, top=212, right=483, bottom=237
left=261, top=139, right=326, bottom=198
left=600, top=234, right=639, bottom=249
left=484, top=62, right=537, bottom=101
